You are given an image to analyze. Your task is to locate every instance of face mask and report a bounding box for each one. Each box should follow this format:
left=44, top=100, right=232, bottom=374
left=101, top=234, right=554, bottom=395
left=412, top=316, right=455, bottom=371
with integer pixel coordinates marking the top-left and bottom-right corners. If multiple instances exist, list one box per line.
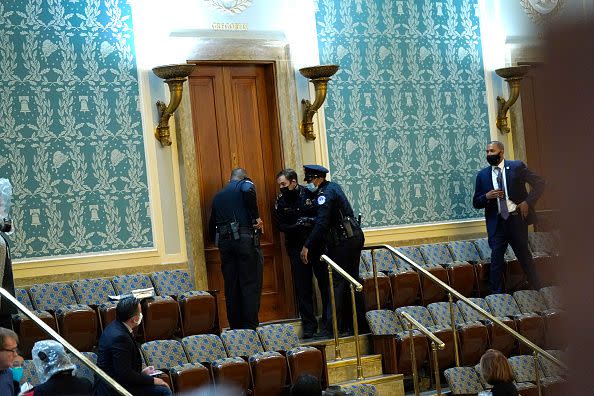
left=135, top=312, right=143, bottom=326
left=486, top=154, right=501, bottom=166
left=305, top=182, right=318, bottom=193
left=11, top=366, right=23, bottom=383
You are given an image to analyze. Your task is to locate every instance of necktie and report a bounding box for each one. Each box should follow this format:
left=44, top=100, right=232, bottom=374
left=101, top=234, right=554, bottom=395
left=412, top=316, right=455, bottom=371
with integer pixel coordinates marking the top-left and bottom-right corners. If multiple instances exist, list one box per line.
left=495, top=167, right=509, bottom=220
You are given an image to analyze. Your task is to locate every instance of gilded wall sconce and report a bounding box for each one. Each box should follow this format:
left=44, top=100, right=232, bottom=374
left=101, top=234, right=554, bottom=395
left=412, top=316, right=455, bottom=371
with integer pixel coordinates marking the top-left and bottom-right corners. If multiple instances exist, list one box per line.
left=299, top=64, right=339, bottom=141
left=152, top=64, right=197, bottom=146
left=495, top=65, right=530, bottom=134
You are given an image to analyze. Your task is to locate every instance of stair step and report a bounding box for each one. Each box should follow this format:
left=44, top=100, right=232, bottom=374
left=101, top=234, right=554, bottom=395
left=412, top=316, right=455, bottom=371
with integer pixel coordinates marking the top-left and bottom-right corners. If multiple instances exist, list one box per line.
left=334, top=374, right=405, bottom=396
left=301, top=333, right=372, bottom=359
left=327, top=354, right=384, bottom=384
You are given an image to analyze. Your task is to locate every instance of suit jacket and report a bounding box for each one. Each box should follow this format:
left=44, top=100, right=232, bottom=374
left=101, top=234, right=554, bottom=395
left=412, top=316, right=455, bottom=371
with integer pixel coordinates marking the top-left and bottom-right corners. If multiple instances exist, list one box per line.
left=473, top=159, right=545, bottom=238
left=93, top=320, right=153, bottom=396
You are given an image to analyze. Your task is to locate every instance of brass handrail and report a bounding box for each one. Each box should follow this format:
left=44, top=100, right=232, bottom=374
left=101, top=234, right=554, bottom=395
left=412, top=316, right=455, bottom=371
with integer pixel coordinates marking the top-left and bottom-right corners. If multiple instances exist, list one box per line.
left=0, top=287, right=132, bottom=396
left=399, top=311, right=445, bottom=349
left=399, top=311, right=445, bottom=396
left=374, top=244, right=566, bottom=371
left=320, top=254, right=364, bottom=379
left=321, top=254, right=363, bottom=291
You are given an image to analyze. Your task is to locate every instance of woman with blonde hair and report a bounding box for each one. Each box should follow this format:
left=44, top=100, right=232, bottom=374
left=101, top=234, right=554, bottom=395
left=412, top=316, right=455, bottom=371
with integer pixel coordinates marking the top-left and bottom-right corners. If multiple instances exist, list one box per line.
left=480, top=349, right=518, bottom=396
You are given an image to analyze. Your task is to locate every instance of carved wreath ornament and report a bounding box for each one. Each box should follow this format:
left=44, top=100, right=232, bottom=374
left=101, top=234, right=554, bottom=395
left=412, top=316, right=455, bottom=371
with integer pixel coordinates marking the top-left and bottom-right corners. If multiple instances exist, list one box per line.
left=520, top=0, right=566, bottom=25
left=203, top=0, right=254, bottom=15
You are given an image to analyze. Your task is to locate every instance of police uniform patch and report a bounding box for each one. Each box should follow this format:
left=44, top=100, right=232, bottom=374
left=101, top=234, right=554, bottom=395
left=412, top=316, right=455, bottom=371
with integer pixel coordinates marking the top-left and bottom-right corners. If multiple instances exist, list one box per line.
left=317, top=196, right=326, bottom=205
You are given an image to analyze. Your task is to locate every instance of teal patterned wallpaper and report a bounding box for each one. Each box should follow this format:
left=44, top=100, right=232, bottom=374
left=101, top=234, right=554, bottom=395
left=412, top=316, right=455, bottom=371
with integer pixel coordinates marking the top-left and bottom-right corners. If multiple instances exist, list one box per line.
left=0, top=0, right=152, bottom=259
left=315, top=0, right=490, bottom=227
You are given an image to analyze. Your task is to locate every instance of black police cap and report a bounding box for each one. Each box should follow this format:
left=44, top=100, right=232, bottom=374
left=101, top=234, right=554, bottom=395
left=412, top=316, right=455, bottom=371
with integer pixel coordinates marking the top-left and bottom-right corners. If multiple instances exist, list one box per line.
left=303, top=164, right=329, bottom=180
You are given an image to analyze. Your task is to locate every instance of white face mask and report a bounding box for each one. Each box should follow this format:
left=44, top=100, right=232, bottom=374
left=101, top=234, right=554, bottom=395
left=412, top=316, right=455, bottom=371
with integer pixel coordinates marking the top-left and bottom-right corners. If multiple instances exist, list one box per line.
left=135, top=312, right=143, bottom=326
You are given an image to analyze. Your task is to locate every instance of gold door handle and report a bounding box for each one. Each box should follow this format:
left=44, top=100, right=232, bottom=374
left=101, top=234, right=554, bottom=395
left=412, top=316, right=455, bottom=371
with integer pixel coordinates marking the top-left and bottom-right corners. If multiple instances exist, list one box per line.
left=232, top=152, right=238, bottom=167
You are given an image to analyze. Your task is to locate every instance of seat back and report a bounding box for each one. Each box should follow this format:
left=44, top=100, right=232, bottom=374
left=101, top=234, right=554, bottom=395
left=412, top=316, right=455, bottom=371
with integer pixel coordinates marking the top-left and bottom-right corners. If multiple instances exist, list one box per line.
left=528, top=232, right=557, bottom=255
left=365, top=310, right=402, bottom=335
left=538, top=350, right=566, bottom=377
left=427, top=302, right=464, bottom=327
left=444, top=366, right=484, bottom=394
left=359, top=250, right=373, bottom=274
left=112, top=274, right=153, bottom=295
left=220, top=329, right=263, bottom=357
left=513, top=290, right=548, bottom=314
left=485, top=294, right=522, bottom=317
left=257, top=324, right=299, bottom=352
left=151, top=269, right=194, bottom=296
left=473, top=238, right=491, bottom=261
left=508, top=355, right=545, bottom=383
left=396, top=246, right=427, bottom=269
left=419, top=243, right=455, bottom=266
left=539, top=286, right=562, bottom=310
left=29, top=282, right=78, bottom=311
left=71, top=278, right=116, bottom=306
left=141, top=339, right=189, bottom=368
left=447, top=241, right=481, bottom=263
left=340, top=383, right=378, bottom=396
left=182, top=334, right=228, bottom=363
left=15, top=288, right=35, bottom=311
left=369, top=248, right=397, bottom=273
left=395, top=306, right=436, bottom=329
left=71, top=351, right=98, bottom=384
left=457, top=298, right=492, bottom=323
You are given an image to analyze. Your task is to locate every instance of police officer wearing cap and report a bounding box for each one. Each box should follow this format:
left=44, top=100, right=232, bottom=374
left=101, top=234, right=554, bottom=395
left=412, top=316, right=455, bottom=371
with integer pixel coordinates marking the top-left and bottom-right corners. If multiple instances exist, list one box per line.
left=209, top=168, right=264, bottom=330
left=274, top=169, right=330, bottom=339
left=300, top=165, right=366, bottom=335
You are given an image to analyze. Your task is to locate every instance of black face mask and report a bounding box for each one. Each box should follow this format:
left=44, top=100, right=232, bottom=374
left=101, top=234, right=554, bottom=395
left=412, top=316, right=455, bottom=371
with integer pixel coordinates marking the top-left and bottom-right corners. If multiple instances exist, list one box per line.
left=486, top=154, right=501, bottom=166
left=280, top=186, right=298, bottom=196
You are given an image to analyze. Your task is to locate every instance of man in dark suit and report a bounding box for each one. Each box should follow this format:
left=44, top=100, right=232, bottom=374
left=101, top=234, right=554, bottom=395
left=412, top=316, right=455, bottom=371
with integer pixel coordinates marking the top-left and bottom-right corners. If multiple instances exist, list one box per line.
left=94, top=297, right=171, bottom=396
left=473, top=141, right=545, bottom=293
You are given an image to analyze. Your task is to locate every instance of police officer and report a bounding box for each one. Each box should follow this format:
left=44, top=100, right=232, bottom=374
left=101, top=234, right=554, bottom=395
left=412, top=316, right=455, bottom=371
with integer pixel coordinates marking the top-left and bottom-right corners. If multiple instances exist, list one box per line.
left=209, top=168, right=264, bottom=330
left=274, top=169, right=329, bottom=339
left=300, top=165, right=366, bottom=335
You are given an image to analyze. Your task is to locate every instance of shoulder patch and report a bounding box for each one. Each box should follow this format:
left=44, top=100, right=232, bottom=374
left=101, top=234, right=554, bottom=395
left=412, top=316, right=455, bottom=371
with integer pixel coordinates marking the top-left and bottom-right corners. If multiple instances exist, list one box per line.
left=317, top=195, right=326, bottom=205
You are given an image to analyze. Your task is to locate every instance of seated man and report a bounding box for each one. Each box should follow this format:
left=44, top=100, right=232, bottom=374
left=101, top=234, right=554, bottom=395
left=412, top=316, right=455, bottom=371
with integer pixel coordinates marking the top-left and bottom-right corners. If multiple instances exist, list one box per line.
left=94, top=296, right=171, bottom=396
left=0, top=328, right=20, bottom=396
left=23, top=340, right=92, bottom=395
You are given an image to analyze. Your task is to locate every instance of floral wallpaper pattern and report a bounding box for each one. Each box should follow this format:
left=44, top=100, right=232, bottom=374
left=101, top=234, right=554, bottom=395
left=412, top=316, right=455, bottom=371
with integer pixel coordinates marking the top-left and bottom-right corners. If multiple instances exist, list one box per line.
left=315, top=0, right=490, bottom=227
left=0, top=0, right=152, bottom=259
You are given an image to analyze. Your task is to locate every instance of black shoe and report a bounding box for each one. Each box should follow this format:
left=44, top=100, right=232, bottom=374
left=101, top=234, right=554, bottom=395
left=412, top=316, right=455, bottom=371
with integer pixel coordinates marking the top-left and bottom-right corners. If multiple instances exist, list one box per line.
left=302, top=331, right=315, bottom=339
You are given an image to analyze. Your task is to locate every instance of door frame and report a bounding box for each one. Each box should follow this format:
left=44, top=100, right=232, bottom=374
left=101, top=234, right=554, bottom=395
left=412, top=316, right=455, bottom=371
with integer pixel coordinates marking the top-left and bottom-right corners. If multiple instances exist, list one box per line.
left=174, top=38, right=301, bottom=317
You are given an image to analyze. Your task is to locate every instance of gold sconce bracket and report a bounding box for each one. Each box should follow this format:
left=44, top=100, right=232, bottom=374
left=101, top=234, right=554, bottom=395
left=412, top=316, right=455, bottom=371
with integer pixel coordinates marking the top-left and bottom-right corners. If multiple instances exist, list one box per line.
left=152, top=64, right=197, bottom=146
left=299, top=65, right=339, bottom=141
left=495, top=65, right=530, bottom=134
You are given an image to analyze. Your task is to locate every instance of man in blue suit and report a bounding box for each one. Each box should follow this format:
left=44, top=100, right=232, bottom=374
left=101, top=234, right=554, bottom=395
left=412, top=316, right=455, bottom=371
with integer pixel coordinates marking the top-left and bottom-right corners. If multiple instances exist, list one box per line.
left=94, top=297, right=171, bottom=396
left=473, top=141, right=545, bottom=293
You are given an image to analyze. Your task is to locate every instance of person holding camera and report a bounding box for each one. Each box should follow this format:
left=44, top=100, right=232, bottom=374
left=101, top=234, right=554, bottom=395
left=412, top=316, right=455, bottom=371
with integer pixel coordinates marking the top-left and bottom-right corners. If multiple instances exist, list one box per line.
left=209, top=168, right=264, bottom=330
left=274, top=169, right=329, bottom=339
left=299, top=165, right=366, bottom=336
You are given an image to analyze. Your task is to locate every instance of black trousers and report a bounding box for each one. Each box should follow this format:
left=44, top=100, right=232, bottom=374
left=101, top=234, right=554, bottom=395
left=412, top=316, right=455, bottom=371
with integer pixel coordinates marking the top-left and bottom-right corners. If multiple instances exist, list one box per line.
left=287, top=245, right=329, bottom=334
left=489, top=213, right=541, bottom=293
left=325, top=231, right=366, bottom=333
left=218, top=235, right=263, bottom=330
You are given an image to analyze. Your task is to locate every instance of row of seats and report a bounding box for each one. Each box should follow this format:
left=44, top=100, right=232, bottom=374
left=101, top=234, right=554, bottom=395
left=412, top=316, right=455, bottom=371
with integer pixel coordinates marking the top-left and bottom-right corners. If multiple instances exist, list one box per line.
left=445, top=351, right=566, bottom=396
left=12, top=270, right=219, bottom=357
left=365, top=287, right=563, bottom=376
left=19, top=323, right=325, bottom=396
left=359, top=232, right=560, bottom=311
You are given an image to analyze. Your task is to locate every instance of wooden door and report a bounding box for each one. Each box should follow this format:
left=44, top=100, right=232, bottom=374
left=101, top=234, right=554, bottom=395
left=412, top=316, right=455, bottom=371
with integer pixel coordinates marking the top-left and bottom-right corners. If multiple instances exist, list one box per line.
left=188, top=63, right=294, bottom=327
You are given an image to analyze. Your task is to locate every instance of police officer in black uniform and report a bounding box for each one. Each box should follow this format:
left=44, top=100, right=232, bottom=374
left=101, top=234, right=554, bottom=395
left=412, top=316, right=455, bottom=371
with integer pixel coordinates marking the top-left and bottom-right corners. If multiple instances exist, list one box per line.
left=209, top=168, right=264, bottom=330
left=274, top=168, right=329, bottom=339
left=300, top=165, right=366, bottom=335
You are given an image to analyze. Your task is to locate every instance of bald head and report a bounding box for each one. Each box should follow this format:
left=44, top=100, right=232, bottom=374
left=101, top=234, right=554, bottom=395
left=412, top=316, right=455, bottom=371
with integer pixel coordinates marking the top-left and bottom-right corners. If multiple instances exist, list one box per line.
left=230, top=168, right=248, bottom=181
